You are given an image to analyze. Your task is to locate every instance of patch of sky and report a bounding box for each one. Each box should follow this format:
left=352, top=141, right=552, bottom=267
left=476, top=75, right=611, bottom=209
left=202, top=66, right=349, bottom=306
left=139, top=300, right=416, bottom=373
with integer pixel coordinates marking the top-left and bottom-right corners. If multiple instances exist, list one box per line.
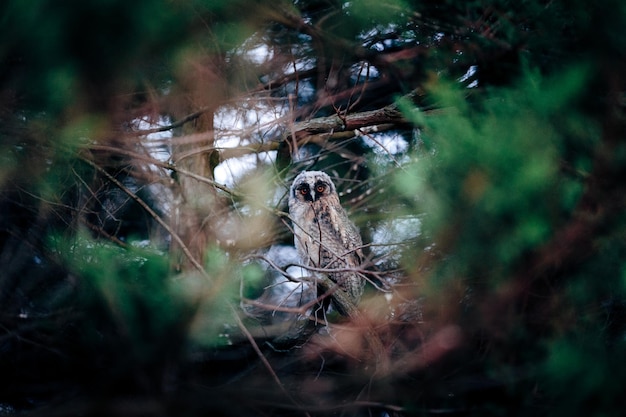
left=131, top=117, right=175, bottom=215
left=214, top=101, right=287, bottom=152
left=214, top=101, right=282, bottom=188
left=237, top=34, right=273, bottom=65
left=458, top=65, right=478, bottom=88
left=245, top=43, right=273, bottom=65
left=359, top=24, right=400, bottom=51
left=284, top=57, right=316, bottom=75
left=350, top=62, right=380, bottom=83
left=361, top=131, right=408, bottom=156
left=214, top=151, right=277, bottom=188
left=134, top=116, right=173, bottom=163
left=262, top=244, right=314, bottom=310
left=371, top=215, right=422, bottom=261
left=288, top=80, right=316, bottom=103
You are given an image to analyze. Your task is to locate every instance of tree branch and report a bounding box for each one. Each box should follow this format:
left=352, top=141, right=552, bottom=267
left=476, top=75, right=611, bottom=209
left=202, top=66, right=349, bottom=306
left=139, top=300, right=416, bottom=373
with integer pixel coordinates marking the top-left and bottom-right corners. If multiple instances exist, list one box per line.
left=287, top=91, right=415, bottom=142
left=80, top=157, right=210, bottom=280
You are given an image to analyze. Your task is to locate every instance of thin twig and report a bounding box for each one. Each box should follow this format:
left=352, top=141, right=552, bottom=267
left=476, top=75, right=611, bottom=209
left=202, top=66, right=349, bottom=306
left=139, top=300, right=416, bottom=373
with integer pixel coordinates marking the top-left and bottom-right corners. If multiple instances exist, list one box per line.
left=83, top=156, right=303, bottom=410
left=81, top=157, right=210, bottom=281
left=127, top=107, right=209, bottom=136
left=230, top=304, right=311, bottom=417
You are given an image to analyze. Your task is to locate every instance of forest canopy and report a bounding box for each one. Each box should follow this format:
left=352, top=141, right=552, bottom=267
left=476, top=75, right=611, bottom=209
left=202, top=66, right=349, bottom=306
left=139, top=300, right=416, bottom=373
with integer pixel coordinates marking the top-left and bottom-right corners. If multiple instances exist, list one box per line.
left=1, top=0, right=625, bottom=416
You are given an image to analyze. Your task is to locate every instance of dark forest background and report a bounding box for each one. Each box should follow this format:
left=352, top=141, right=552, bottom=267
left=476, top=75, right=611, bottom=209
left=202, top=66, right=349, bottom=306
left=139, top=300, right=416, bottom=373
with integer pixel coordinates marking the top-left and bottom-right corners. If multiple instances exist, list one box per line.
left=1, top=0, right=626, bottom=415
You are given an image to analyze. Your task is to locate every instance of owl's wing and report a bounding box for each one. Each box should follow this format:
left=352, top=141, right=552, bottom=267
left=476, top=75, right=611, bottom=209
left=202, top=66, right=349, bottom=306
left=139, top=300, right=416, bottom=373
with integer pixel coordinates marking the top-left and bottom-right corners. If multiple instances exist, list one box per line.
left=346, top=225, right=364, bottom=267
left=328, top=207, right=363, bottom=267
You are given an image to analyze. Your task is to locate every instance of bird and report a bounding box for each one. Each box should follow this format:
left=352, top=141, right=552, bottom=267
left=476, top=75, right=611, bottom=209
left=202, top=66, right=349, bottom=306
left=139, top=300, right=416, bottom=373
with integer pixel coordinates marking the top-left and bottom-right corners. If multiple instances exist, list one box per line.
left=288, top=170, right=365, bottom=315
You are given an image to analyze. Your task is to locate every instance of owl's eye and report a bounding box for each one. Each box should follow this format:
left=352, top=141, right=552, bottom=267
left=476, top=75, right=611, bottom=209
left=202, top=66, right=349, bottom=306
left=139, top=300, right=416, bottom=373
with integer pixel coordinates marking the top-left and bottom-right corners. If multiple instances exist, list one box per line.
left=298, top=185, right=309, bottom=195
left=316, top=184, right=326, bottom=193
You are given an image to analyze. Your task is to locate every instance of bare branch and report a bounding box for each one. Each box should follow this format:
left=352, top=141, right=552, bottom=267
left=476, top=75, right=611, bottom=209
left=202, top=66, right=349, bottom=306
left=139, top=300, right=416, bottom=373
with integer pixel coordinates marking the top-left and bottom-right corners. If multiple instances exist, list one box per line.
left=288, top=91, right=416, bottom=141
left=80, top=157, right=210, bottom=281
left=127, top=107, right=210, bottom=136
left=230, top=304, right=310, bottom=417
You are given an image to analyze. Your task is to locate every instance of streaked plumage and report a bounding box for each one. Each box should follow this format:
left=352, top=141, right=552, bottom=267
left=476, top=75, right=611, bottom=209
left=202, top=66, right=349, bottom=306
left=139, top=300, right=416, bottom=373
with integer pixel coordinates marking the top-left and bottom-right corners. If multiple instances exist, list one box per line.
left=288, top=171, right=364, bottom=312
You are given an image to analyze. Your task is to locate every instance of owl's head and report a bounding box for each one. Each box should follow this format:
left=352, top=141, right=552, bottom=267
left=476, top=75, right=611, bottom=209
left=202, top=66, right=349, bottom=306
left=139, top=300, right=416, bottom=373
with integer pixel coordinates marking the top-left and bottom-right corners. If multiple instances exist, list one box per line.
left=290, top=170, right=337, bottom=203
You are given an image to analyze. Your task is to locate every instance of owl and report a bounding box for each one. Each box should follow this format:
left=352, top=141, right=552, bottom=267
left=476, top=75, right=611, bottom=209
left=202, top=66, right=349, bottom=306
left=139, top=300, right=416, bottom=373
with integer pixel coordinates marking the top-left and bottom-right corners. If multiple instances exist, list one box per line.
left=288, top=170, right=365, bottom=314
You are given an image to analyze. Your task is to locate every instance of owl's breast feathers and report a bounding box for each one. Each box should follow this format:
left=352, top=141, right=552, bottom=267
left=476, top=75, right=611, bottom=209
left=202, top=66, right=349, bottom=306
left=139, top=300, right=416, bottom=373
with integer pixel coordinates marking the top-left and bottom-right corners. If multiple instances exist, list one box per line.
left=288, top=171, right=366, bottom=311
left=318, top=201, right=359, bottom=252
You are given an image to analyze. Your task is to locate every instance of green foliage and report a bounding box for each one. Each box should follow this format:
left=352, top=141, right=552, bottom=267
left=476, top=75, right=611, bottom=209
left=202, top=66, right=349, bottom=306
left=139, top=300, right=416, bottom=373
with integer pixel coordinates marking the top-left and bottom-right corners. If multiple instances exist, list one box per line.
left=2, top=0, right=178, bottom=111
left=348, top=0, right=410, bottom=26
left=543, top=335, right=626, bottom=417
left=397, top=67, right=589, bottom=279
left=2, top=0, right=626, bottom=415
left=394, top=61, right=626, bottom=415
left=57, top=235, right=188, bottom=356
left=241, top=262, right=266, bottom=299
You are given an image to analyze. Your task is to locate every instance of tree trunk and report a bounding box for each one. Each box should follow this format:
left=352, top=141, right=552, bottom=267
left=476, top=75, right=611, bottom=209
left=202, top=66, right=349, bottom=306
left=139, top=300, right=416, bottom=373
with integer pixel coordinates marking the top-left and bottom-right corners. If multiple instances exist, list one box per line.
left=169, top=56, right=226, bottom=272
